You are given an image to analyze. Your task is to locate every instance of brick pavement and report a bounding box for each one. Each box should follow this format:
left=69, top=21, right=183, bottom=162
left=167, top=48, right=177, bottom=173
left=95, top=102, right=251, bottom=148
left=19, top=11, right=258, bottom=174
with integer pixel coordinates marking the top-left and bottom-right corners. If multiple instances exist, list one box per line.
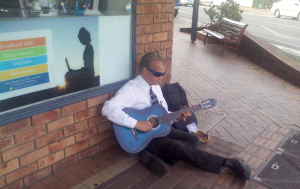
left=171, top=29, right=300, bottom=148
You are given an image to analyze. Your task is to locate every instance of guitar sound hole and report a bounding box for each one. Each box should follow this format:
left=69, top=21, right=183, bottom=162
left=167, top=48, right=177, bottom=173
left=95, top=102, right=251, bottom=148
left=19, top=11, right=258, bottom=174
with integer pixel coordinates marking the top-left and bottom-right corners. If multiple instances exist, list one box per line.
left=149, top=117, right=159, bottom=128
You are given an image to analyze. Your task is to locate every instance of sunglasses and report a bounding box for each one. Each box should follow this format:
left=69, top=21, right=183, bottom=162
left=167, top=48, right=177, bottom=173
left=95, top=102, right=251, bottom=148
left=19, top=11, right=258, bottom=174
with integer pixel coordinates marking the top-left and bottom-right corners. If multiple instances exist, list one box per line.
left=147, top=68, right=165, bottom=77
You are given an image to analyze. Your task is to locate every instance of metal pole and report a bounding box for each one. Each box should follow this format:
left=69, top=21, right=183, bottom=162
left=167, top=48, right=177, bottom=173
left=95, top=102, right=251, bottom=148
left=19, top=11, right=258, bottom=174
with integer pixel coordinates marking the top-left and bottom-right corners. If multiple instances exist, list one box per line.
left=191, top=0, right=200, bottom=42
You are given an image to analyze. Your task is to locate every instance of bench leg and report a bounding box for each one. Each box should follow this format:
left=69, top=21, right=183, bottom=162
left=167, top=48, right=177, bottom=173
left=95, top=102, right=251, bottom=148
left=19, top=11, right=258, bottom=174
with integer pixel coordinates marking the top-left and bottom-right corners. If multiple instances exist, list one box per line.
left=203, top=33, right=208, bottom=45
left=221, top=41, right=227, bottom=55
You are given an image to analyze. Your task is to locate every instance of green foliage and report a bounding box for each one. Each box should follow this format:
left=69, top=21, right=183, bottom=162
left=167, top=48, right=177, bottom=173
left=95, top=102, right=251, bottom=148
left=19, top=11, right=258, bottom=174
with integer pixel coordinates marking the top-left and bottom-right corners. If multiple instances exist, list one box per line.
left=203, top=0, right=243, bottom=24
left=203, top=6, right=219, bottom=24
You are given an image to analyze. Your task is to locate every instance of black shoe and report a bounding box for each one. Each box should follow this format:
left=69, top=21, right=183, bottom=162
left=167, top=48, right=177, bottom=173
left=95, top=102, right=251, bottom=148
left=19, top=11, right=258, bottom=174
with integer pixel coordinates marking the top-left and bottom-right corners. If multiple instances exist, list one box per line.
left=139, top=150, right=169, bottom=177
left=224, top=157, right=251, bottom=180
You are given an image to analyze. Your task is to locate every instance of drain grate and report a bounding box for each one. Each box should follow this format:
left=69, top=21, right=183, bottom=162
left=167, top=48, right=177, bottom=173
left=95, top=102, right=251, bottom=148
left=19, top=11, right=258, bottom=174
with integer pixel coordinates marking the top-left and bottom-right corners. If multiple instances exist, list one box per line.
left=253, top=131, right=300, bottom=189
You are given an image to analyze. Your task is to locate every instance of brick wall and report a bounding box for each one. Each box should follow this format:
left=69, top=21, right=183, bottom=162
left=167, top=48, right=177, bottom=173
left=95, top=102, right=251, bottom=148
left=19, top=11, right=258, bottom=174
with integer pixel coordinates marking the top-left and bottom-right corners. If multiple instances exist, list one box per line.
left=0, top=92, right=117, bottom=188
left=0, top=1, right=174, bottom=188
left=135, top=0, right=175, bottom=85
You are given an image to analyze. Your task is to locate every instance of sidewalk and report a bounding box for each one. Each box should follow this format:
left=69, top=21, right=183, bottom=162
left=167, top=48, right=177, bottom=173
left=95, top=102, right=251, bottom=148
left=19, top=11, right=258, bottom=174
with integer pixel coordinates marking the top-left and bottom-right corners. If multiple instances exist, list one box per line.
left=24, top=17, right=300, bottom=189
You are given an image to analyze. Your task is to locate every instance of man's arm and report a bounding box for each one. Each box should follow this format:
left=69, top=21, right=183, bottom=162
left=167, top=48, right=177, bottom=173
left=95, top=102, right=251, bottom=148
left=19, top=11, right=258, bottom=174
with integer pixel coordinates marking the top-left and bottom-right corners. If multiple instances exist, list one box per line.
left=102, top=87, right=153, bottom=132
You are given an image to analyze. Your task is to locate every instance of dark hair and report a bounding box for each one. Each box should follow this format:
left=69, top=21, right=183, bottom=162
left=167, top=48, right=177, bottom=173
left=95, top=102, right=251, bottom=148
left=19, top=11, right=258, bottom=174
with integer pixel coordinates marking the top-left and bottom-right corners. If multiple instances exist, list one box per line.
left=138, top=51, right=166, bottom=74
left=78, top=27, right=91, bottom=43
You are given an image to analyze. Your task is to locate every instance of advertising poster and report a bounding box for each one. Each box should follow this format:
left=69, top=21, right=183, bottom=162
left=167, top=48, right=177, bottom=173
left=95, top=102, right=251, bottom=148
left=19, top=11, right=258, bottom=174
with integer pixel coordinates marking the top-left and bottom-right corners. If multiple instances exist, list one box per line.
left=0, top=30, right=54, bottom=101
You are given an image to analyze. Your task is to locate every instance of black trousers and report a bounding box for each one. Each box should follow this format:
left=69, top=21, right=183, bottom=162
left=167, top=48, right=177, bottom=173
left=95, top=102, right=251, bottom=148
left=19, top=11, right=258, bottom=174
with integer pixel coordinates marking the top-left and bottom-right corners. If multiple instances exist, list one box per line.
left=144, top=113, right=225, bottom=174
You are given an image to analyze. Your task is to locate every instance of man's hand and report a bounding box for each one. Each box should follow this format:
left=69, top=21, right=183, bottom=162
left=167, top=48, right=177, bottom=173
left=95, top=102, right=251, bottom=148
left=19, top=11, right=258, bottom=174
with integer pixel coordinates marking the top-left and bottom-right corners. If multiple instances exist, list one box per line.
left=176, top=106, right=192, bottom=122
left=135, top=121, right=153, bottom=132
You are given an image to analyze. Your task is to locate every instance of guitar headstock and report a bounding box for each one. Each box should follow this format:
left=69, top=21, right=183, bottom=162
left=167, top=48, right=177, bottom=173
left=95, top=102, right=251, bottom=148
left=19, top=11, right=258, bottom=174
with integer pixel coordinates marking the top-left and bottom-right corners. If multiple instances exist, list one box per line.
left=200, top=98, right=217, bottom=110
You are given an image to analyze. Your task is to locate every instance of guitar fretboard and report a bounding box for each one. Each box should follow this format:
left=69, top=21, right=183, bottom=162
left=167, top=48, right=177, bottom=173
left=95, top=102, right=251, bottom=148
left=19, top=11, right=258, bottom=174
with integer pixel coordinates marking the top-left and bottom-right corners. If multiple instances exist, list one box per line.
left=158, top=104, right=203, bottom=124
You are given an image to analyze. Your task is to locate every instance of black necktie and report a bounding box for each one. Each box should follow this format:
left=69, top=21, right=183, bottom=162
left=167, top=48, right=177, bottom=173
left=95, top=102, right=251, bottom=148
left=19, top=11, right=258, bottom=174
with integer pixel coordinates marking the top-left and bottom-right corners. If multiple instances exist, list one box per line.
left=150, top=87, right=159, bottom=105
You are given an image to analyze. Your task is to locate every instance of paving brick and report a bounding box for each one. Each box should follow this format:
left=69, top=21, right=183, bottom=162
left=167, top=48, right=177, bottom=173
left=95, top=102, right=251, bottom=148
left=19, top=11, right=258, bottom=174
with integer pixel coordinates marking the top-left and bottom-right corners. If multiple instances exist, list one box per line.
left=40, top=174, right=70, bottom=189
left=236, top=152, right=252, bottom=164
left=54, top=168, right=83, bottom=187
left=0, top=158, right=19, bottom=176
left=20, top=146, right=49, bottom=166
left=2, top=179, right=23, bottom=189
left=65, top=139, right=89, bottom=157
left=152, top=172, right=182, bottom=188
left=75, top=126, right=98, bottom=142
left=47, top=116, right=74, bottom=133
left=52, top=154, right=77, bottom=172
left=253, top=148, right=272, bottom=161
left=67, top=163, right=95, bottom=180
left=175, top=172, right=203, bottom=189
left=25, top=182, right=48, bottom=189
left=6, top=163, right=37, bottom=184
left=61, top=100, right=87, bottom=117
left=15, top=125, right=46, bottom=144
left=0, top=118, right=31, bottom=139
left=35, top=130, right=64, bottom=148
left=24, top=166, right=52, bottom=186
left=78, top=145, right=99, bottom=160
left=196, top=173, right=219, bottom=189
left=2, top=141, right=34, bottom=162
left=0, top=136, right=15, bottom=151
left=31, top=109, right=60, bottom=126
left=38, top=150, right=64, bottom=169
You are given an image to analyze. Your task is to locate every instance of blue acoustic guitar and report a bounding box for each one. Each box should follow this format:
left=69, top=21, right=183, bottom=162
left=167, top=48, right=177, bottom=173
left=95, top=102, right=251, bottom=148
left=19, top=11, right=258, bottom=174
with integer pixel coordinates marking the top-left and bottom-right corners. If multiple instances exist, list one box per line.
left=113, top=98, right=217, bottom=153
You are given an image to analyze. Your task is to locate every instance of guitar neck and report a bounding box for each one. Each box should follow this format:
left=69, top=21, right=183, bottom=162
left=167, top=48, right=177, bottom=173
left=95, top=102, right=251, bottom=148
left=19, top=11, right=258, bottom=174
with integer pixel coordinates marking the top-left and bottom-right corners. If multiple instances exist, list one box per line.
left=158, top=104, right=203, bottom=124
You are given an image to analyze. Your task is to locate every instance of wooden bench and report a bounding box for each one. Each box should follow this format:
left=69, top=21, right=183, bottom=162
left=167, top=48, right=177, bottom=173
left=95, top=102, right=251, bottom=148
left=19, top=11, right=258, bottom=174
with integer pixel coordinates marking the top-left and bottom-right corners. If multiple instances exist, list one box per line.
left=203, top=17, right=248, bottom=56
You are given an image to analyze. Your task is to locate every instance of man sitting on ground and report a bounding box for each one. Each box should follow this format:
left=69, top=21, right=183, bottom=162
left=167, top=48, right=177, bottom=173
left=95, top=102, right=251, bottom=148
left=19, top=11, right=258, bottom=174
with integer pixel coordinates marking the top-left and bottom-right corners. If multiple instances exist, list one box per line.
left=102, top=51, right=251, bottom=180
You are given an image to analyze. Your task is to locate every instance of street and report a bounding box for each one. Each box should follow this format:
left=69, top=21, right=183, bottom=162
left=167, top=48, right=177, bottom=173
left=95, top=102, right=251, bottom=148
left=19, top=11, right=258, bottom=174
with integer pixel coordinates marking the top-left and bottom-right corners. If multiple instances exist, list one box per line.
left=175, top=5, right=300, bottom=57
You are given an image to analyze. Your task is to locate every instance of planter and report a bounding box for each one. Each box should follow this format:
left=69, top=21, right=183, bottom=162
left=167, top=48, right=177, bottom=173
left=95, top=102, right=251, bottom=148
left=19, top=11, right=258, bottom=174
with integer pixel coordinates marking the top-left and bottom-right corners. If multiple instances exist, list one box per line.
left=197, top=30, right=219, bottom=44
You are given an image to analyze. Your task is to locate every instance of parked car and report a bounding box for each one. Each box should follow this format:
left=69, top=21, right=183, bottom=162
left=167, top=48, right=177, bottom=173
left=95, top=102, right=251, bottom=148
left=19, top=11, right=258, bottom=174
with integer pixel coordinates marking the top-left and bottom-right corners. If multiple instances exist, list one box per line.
left=271, top=0, right=300, bottom=20
left=175, top=0, right=180, bottom=17
left=181, top=0, right=194, bottom=6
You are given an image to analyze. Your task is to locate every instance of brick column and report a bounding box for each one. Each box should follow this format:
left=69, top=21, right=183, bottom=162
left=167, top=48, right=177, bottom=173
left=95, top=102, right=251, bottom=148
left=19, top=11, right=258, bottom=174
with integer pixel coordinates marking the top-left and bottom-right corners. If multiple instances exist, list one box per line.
left=135, top=0, right=175, bottom=85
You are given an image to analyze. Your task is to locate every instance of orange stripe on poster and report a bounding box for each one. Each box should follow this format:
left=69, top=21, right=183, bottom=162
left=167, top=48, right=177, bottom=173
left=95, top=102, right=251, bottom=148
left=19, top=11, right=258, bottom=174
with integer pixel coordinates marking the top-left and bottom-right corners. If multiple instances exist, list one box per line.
left=0, top=37, right=46, bottom=51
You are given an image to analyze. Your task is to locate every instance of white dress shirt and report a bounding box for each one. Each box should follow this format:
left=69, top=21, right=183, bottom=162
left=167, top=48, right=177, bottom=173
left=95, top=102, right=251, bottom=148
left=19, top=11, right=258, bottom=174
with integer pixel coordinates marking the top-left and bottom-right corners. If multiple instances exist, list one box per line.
left=102, top=75, right=169, bottom=128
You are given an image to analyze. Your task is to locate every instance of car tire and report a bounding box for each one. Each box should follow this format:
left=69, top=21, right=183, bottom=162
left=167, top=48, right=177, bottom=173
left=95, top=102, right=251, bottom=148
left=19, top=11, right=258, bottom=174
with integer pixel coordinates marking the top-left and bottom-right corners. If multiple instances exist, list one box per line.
left=275, top=9, right=281, bottom=18
left=297, top=12, right=300, bottom=20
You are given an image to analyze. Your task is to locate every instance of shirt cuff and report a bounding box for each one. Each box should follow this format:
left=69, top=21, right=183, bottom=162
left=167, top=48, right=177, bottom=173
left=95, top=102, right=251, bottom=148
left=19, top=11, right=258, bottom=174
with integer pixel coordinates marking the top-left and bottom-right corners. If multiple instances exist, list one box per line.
left=128, top=117, right=137, bottom=129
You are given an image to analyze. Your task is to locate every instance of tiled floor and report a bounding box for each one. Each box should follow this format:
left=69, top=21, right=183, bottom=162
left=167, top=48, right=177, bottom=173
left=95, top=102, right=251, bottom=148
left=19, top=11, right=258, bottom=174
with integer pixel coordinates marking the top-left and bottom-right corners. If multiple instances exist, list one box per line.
left=22, top=9, right=300, bottom=189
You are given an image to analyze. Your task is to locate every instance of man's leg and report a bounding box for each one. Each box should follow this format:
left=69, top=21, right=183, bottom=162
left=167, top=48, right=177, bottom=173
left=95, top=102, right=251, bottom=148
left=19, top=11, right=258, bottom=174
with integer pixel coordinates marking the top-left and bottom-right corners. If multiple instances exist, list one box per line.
left=145, top=128, right=251, bottom=180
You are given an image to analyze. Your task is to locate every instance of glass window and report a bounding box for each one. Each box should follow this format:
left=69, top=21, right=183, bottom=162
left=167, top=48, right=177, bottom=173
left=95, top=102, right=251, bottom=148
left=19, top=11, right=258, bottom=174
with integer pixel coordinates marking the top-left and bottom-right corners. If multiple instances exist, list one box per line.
left=0, top=0, right=133, bottom=115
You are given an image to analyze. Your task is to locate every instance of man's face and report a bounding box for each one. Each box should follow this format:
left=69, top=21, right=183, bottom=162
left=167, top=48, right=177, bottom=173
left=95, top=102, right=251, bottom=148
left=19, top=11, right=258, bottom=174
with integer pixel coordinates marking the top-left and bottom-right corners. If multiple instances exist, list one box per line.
left=142, top=60, right=166, bottom=86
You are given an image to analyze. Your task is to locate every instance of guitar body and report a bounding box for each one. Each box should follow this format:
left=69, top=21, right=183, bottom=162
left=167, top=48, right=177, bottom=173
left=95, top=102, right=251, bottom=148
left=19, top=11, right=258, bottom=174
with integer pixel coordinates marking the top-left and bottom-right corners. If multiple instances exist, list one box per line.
left=113, top=104, right=171, bottom=153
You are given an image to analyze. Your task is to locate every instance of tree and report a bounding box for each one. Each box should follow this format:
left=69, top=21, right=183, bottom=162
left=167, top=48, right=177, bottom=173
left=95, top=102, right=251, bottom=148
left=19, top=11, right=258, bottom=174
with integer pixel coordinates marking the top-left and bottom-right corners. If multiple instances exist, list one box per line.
left=203, top=0, right=243, bottom=24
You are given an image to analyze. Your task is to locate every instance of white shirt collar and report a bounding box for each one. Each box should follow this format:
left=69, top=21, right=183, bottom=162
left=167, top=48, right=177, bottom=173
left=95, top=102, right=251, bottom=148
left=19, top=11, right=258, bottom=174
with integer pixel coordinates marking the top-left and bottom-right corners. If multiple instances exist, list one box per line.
left=136, top=75, right=151, bottom=94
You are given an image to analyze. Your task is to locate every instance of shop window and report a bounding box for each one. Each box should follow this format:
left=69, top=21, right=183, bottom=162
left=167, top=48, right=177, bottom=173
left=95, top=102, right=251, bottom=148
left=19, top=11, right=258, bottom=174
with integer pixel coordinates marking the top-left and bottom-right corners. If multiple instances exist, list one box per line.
left=0, top=0, right=134, bottom=125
